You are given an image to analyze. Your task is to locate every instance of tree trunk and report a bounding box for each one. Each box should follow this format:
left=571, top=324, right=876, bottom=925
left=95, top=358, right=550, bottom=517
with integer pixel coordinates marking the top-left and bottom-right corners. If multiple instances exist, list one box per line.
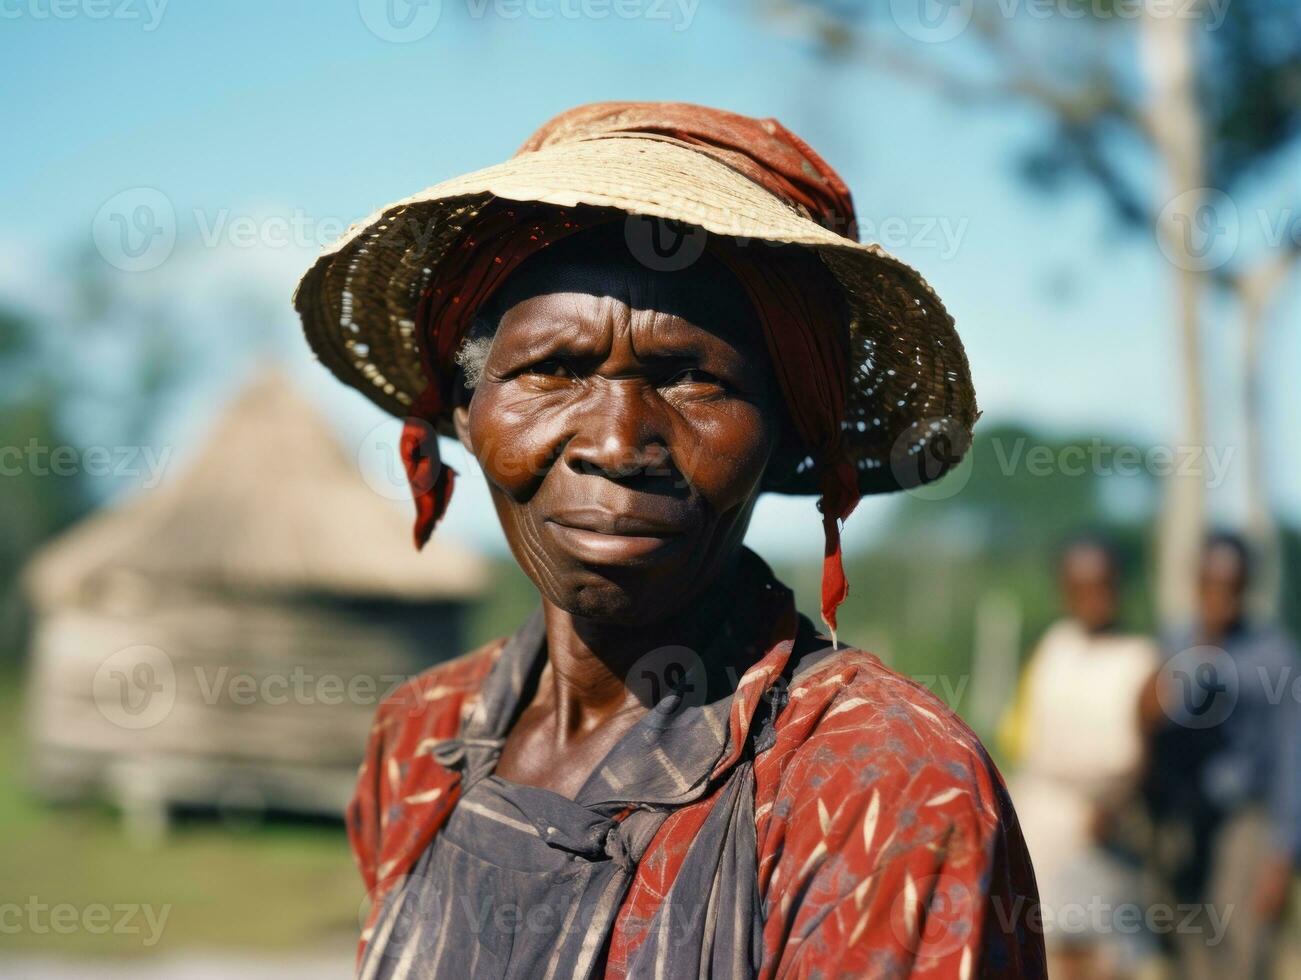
left=1237, top=253, right=1297, bottom=618
left=1141, top=9, right=1208, bottom=630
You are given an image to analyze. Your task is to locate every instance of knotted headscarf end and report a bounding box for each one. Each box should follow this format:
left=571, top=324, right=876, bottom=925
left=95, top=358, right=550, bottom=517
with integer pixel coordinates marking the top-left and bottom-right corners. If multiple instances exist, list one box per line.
left=401, top=387, right=456, bottom=550
left=818, top=451, right=860, bottom=648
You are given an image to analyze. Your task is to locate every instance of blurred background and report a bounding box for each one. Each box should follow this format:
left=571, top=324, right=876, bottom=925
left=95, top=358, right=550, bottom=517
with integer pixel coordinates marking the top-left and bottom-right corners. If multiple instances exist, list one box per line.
left=2, top=0, right=1298, bottom=976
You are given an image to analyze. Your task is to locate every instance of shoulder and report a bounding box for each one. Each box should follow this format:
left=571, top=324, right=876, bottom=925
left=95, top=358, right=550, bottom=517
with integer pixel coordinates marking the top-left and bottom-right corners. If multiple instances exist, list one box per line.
left=762, top=644, right=1015, bottom=845
left=1038, top=618, right=1079, bottom=646
left=1245, top=625, right=1300, bottom=664
left=368, top=638, right=506, bottom=754
left=1109, top=632, right=1162, bottom=672
left=755, top=646, right=1043, bottom=974
left=779, top=644, right=996, bottom=781
left=1029, top=619, right=1081, bottom=662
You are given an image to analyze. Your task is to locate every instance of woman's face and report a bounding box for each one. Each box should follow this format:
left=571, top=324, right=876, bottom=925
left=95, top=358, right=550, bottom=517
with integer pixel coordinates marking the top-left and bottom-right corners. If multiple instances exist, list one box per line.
left=1197, top=543, right=1247, bottom=638
left=1059, top=544, right=1118, bottom=633
left=454, top=237, right=781, bottom=625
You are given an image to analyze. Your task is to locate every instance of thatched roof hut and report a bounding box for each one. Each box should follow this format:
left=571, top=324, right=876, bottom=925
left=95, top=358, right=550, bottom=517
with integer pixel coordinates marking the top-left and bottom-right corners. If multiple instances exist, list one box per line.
left=23, top=369, right=489, bottom=834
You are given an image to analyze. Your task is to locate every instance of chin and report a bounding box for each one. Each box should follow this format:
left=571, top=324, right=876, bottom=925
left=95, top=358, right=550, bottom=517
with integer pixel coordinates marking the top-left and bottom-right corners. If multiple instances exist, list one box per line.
left=544, top=563, right=693, bottom=627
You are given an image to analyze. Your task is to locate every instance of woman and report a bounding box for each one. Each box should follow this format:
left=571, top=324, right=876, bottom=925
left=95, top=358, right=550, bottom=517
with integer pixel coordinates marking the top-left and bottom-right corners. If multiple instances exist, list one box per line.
left=295, top=103, right=1044, bottom=978
left=1001, top=538, right=1160, bottom=979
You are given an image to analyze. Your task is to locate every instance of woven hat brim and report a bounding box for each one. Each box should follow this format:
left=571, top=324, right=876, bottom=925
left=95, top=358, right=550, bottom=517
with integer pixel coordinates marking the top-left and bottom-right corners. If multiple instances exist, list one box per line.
left=294, top=136, right=977, bottom=496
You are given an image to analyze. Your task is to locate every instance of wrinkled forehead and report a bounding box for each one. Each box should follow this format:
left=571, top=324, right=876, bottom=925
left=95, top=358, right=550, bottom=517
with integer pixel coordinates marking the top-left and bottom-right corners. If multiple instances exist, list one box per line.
left=481, top=223, right=764, bottom=351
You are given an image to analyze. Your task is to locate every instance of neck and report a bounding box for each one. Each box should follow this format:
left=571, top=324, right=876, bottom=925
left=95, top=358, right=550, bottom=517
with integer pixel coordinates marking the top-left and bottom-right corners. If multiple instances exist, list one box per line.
left=537, top=554, right=749, bottom=735
left=1081, top=619, right=1116, bottom=636
left=1201, top=617, right=1245, bottom=646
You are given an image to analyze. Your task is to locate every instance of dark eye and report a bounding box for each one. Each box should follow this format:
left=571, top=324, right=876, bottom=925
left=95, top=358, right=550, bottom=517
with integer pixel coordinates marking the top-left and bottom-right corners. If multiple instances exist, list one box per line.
left=524, top=359, right=574, bottom=379
left=667, top=367, right=722, bottom=387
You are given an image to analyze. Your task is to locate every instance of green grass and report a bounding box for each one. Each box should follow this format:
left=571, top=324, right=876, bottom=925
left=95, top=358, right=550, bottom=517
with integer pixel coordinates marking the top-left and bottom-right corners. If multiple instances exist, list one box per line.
left=0, top=672, right=362, bottom=957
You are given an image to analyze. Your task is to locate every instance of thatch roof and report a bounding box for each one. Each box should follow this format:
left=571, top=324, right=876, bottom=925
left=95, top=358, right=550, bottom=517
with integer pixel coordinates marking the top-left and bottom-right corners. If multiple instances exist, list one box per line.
left=25, top=368, right=490, bottom=605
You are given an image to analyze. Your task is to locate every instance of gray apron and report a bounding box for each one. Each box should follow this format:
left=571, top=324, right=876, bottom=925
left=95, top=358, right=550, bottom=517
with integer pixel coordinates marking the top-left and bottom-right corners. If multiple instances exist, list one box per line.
left=360, top=590, right=833, bottom=979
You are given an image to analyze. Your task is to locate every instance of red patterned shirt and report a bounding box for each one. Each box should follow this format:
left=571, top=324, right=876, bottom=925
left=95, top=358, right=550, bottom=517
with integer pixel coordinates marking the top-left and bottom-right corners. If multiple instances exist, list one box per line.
left=349, top=585, right=1045, bottom=978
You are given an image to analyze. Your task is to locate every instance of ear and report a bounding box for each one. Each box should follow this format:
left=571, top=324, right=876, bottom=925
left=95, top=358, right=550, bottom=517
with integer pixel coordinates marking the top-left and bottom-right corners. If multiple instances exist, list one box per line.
left=452, top=405, right=475, bottom=456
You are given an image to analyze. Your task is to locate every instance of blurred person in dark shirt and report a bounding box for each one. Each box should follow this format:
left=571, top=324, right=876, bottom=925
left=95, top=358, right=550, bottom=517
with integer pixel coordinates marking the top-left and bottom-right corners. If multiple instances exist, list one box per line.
left=1143, top=532, right=1300, bottom=979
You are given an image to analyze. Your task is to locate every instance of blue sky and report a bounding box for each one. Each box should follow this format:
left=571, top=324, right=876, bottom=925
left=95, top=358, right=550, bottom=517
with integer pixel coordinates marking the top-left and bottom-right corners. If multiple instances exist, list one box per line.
left=3, top=0, right=1298, bottom=557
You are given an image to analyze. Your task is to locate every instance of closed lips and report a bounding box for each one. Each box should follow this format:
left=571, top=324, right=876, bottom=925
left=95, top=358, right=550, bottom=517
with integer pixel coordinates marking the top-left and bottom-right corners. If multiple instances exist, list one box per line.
left=546, top=509, right=686, bottom=536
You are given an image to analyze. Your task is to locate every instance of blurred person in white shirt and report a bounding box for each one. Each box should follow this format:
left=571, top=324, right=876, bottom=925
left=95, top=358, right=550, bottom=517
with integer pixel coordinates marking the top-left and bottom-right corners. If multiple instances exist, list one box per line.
left=1002, top=536, right=1160, bottom=980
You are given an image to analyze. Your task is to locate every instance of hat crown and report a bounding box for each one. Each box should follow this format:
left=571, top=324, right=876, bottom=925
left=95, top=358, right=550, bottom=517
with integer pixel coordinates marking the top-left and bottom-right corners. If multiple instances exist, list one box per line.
left=516, top=101, right=858, bottom=240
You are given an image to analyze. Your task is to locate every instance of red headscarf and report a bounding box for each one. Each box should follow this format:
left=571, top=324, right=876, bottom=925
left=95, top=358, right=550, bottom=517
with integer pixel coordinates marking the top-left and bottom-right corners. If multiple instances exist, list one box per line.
left=401, top=104, right=861, bottom=637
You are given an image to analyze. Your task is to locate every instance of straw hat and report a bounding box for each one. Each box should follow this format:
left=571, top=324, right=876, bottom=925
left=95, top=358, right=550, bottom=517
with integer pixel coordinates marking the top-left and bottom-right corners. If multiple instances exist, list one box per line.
left=294, top=106, right=976, bottom=497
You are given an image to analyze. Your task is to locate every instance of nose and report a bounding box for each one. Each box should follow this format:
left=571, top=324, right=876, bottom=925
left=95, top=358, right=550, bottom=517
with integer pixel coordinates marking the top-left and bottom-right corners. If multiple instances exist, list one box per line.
left=563, top=381, right=672, bottom=481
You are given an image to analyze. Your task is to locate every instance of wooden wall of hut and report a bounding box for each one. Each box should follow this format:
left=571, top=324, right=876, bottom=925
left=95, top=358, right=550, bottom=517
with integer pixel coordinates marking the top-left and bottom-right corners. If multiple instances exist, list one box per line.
left=26, top=585, right=469, bottom=831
